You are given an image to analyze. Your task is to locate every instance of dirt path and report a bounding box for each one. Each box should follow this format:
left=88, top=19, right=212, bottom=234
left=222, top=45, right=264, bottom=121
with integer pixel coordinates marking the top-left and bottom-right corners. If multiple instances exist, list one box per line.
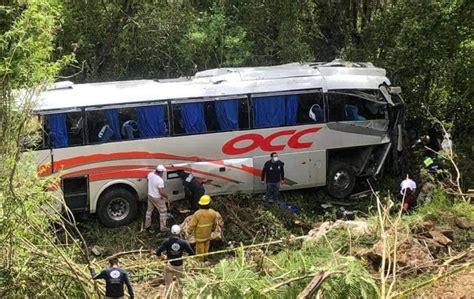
left=411, top=267, right=473, bottom=298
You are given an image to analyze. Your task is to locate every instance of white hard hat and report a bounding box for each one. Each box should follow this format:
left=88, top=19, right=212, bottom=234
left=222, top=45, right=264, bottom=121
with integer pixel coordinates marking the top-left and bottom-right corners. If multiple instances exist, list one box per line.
left=171, top=224, right=181, bottom=235
left=156, top=165, right=166, bottom=172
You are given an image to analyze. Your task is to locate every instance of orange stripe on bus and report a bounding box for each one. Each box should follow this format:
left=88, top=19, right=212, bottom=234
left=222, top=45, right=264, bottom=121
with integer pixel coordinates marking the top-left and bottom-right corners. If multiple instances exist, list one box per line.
left=50, top=151, right=207, bottom=172
left=64, top=164, right=242, bottom=184
left=39, top=151, right=264, bottom=181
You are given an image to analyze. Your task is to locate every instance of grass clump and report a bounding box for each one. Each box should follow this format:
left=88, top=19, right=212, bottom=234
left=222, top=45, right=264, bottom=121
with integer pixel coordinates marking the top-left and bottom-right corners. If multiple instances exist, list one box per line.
left=402, top=187, right=474, bottom=226
left=184, top=242, right=379, bottom=299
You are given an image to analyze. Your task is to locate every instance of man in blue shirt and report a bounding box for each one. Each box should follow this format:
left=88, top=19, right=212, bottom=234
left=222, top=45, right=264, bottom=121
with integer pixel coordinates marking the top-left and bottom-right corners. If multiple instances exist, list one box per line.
left=178, top=170, right=205, bottom=211
left=261, top=152, right=285, bottom=204
left=156, top=224, right=195, bottom=299
left=89, top=257, right=134, bottom=299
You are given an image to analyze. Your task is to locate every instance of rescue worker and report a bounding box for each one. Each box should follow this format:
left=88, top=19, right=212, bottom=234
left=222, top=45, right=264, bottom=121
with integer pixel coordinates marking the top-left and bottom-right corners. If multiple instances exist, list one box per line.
left=178, top=170, right=205, bottom=211
left=261, top=152, right=285, bottom=204
left=187, top=195, right=219, bottom=256
left=89, top=257, right=134, bottom=299
left=156, top=224, right=194, bottom=299
left=145, top=164, right=169, bottom=233
left=400, top=175, right=417, bottom=213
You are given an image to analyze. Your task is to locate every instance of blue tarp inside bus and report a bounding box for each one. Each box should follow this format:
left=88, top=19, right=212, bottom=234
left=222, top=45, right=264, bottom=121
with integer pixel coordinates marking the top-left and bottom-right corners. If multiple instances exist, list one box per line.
left=136, top=105, right=167, bottom=138
left=252, top=95, right=298, bottom=128
left=49, top=113, right=68, bottom=148
left=180, top=102, right=207, bottom=133
left=105, top=109, right=122, bottom=141
left=215, top=99, right=239, bottom=130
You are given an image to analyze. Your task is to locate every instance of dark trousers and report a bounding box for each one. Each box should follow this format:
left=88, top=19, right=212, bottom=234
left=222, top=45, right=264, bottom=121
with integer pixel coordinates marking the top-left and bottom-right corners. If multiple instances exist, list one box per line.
left=189, top=190, right=205, bottom=211
left=265, top=182, right=281, bottom=203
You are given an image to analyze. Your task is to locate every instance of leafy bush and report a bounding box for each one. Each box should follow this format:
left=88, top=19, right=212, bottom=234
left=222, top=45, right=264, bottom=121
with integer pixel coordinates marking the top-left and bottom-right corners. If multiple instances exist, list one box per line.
left=184, top=243, right=379, bottom=298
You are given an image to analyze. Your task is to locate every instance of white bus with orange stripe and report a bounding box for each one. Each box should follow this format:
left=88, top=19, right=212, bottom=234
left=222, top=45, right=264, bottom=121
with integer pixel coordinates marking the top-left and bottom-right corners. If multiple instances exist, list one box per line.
left=33, top=60, right=405, bottom=227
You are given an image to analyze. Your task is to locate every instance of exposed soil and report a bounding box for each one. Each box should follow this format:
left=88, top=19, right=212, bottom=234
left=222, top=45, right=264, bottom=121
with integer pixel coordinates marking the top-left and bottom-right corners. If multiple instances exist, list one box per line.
left=411, top=267, right=473, bottom=299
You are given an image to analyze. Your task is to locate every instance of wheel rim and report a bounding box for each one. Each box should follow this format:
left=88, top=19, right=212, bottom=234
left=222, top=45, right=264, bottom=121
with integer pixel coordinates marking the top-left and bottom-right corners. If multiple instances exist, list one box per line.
left=107, top=197, right=130, bottom=221
left=333, top=170, right=351, bottom=190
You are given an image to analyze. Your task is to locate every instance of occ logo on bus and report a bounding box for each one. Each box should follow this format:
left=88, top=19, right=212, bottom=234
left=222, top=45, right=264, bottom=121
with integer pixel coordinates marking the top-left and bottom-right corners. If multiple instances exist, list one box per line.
left=222, top=127, right=321, bottom=155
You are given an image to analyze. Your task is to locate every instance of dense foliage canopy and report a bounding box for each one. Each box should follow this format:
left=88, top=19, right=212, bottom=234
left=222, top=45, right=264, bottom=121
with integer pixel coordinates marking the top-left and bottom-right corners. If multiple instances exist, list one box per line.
left=51, top=0, right=473, bottom=135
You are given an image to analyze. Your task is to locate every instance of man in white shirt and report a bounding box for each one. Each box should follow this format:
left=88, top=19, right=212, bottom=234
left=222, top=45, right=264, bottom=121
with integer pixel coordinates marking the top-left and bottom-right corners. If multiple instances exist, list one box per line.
left=400, top=175, right=416, bottom=195
left=145, top=165, right=169, bottom=232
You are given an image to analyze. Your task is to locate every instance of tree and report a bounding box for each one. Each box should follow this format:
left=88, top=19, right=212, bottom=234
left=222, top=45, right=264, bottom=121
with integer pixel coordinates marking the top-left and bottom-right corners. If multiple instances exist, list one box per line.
left=344, top=0, right=473, bottom=136
left=0, top=1, right=94, bottom=297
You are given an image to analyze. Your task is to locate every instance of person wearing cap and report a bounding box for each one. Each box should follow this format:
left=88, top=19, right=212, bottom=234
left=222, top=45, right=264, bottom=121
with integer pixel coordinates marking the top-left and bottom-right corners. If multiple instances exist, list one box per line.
left=145, top=164, right=169, bottom=232
left=261, top=152, right=285, bottom=205
left=178, top=170, right=205, bottom=212
left=399, top=175, right=417, bottom=213
left=156, top=224, right=194, bottom=299
left=187, top=195, right=219, bottom=256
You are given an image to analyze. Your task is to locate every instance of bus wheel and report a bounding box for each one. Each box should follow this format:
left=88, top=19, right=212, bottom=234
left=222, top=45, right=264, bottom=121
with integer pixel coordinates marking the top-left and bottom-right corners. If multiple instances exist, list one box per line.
left=97, top=188, right=138, bottom=227
left=327, top=161, right=356, bottom=199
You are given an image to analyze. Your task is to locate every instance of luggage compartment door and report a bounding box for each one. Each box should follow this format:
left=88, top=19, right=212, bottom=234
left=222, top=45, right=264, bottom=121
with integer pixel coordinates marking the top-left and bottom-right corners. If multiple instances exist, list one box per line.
left=191, top=158, right=254, bottom=196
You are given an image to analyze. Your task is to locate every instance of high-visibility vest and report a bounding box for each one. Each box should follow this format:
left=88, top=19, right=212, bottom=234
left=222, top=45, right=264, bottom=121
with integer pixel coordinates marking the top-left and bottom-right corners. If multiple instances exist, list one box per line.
left=423, top=157, right=434, bottom=167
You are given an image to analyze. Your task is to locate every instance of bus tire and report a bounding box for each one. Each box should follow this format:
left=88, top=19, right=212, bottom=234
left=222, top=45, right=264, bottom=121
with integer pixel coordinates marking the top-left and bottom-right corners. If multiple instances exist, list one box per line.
left=97, top=188, right=138, bottom=227
left=327, top=161, right=356, bottom=199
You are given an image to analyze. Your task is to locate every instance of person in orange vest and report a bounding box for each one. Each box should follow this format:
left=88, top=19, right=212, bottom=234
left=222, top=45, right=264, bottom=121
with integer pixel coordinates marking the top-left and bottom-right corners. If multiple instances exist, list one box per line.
left=187, top=195, right=219, bottom=256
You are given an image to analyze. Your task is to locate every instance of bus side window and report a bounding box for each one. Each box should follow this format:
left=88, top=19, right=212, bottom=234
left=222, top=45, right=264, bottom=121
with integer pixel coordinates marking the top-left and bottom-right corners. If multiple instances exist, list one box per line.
left=46, top=112, right=83, bottom=148
left=297, top=92, right=324, bottom=124
left=251, top=95, right=298, bottom=128
left=328, top=92, right=386, bottom=121
left=172, top=102, right=207, bottom=135
left=239, top=98, right=250, bottom=129
left=213, top=98, right=248, bottom=131
left=204, top=101, right=220, bottom=132
left=119, top=107, right=138, bottom=139
left=328, top=93, right=347, bottom=122
left=135, top=104, right=168, bottom=138
left=86, top=109, right=122, bottom=143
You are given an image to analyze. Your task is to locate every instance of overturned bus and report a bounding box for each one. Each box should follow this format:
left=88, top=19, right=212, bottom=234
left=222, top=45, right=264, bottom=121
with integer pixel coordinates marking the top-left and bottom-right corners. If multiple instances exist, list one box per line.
left=32, top=60, right=404, bottom=226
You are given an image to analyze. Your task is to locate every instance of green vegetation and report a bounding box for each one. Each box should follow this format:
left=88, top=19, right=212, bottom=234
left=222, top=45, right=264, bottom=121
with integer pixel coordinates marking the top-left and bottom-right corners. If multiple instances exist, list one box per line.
left=0, top=1, right=91, bottom=297
left=1, top=0, right=473, bottom=297
left=184, top=245, right=379, bottom=299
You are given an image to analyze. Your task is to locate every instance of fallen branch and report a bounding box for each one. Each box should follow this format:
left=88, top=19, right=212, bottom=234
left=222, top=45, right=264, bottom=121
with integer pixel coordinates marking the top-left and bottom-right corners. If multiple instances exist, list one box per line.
left=100, top=249, right=153, bottom=263
left=221, top=199, right=257, bottom=238
left=297, top=270, right=339, bottom=299
left=263, top=270, right=343, bottom=295
left=439, top=247, right=473, bottom=271
left=262, top=273, right=317, bottom=294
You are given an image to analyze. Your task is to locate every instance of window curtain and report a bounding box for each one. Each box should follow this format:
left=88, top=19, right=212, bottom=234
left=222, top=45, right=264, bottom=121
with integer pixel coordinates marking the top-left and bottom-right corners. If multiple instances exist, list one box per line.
left=215, top=99, right=239, bottom=130
left=253, top=95, right=298, bottom=128
left=180, top=102, right=207, bottom=133
left=104, top=109, right=122, bottom=140
left=285, top=95, right=298, bottom=125
left=136, top=105, right=166, bottom=138
left=252, top=96, right=286, bottom=128
left=49, top=113, right=68, bottom=148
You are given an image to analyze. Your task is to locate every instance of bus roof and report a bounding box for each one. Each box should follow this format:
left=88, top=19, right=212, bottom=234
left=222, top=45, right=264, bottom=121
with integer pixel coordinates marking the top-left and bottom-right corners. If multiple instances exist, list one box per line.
left=33, top=60, right=390, bottom=112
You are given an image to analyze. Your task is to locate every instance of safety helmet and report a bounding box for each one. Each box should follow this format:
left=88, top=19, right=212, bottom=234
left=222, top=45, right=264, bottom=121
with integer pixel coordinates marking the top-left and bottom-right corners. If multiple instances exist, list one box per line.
left=171, top=224, right=181, bottom=235
left=156, top=164, right=166, bottom=172
left=199, top=194, right=211, bottom=205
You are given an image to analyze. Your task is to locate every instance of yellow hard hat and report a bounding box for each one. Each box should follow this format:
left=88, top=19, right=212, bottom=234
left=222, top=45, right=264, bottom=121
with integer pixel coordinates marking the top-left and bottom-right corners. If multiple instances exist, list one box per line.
left=199, top=195, right=211, bottom=205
